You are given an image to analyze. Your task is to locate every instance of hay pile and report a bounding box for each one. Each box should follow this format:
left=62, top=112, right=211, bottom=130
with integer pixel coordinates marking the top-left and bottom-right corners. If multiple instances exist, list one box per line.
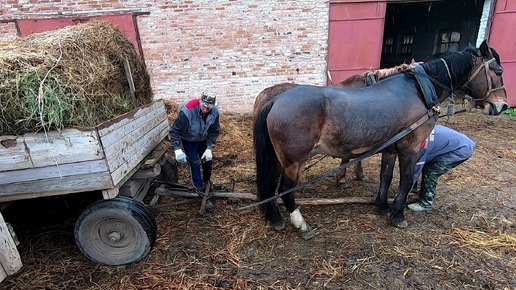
left=0, top=20, right=153, bottom=136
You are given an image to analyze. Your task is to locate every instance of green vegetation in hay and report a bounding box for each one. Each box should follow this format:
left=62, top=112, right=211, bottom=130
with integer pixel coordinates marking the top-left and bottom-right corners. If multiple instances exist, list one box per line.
left=0, top=20, right=152, bottom=136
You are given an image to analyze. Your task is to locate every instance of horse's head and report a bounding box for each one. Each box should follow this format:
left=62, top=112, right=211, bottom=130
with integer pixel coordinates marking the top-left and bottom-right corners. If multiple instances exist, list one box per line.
left=462, top=40, right=508, bottom=115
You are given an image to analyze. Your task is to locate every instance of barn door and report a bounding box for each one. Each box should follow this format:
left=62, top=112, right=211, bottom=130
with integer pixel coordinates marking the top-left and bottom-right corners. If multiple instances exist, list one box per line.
left=327, top=0, right=387, bottom=84
left=489, top=0, right=516, bottom=107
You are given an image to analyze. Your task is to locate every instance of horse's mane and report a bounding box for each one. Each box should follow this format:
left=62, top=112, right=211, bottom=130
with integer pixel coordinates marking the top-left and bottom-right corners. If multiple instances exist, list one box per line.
left=339, top=74, right=365, bottom=86
left=338, top=60, right=422, bottom=87
left=370, top=61, right=421, bottom=80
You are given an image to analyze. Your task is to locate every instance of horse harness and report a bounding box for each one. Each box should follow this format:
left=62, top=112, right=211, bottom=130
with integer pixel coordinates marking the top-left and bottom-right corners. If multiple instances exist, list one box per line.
left=239, top=55, right=500, bottom=210
left=464, top=57, right=505, bottom=104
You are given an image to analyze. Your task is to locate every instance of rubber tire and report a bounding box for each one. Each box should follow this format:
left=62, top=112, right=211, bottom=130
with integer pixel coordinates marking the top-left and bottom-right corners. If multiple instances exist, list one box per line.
left=74, top=196, right=157, bottom=265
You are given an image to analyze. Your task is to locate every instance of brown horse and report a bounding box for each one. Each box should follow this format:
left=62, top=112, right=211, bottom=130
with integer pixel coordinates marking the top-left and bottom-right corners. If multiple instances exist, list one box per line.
left=253, top=62, right=418, bottom=188
left=253, top=40, right=507, bottom=240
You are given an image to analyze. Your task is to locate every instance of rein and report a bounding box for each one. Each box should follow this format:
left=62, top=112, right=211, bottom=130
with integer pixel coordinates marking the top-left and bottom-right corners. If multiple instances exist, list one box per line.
left=237, top=107, right=439, bottom=211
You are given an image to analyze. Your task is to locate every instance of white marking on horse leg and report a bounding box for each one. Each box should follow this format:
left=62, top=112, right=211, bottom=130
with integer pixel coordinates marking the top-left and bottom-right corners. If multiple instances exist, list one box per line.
left=290, top=208, right=309, bottom=232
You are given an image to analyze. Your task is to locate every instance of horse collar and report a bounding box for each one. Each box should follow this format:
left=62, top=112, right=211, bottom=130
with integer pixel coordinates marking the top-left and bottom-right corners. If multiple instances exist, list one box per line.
left=412, top=65, right=439, bottom=109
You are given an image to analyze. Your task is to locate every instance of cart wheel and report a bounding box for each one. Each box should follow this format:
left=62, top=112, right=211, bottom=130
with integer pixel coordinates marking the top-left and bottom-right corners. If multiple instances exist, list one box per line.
left=74, top=196, right=157, bottom=265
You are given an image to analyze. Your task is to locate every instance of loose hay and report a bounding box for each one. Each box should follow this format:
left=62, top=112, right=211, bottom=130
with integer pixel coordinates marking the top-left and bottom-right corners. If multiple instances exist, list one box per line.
left=449, top=227, right=516, bottom=253
left=3, top=111, right=516, bottom=290
left=0, top=20, right=152, bottom=135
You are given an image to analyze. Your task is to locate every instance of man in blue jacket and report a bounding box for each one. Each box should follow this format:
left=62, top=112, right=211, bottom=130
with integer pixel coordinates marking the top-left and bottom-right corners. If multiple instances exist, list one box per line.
left=169, top=91, right=220, bottom=189
left=408, top=125, right=476, bottom=212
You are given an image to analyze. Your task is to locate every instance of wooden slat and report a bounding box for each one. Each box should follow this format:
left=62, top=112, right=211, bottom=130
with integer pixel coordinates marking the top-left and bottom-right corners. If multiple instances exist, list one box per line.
left=0, top=172, right=113, bottom=202
left=0, top=136, right=31, bottom=172
left=0, top=212, right=22, bottom=275
left=109, top=122, right=168, bottom=186
left=0, top=159, right=109, bottom=185
left=99, top=104, right=166, bottom=148
left=0, top=266, right=6, bottom=283
left=97, top=100, right=166, bottom=137
left=103, top=115, right=167, bottom=169
left=24, top=129, right=104, bottom=168
left=0, top=128, right=104, bottom=173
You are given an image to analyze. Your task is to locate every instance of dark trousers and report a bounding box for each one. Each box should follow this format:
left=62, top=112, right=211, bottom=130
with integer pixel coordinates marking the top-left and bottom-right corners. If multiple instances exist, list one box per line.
left=182, top=140, right=212, bottom=188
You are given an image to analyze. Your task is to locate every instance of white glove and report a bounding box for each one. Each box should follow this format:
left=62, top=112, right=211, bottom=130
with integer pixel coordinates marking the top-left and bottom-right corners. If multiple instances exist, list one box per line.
left=201, top=149, right=213, bottom=162
left=174, top=149, right=187, bottom=163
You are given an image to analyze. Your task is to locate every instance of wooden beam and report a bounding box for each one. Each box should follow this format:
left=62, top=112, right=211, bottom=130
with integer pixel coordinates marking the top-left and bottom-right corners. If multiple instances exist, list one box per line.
left=154, top=187, right=398, bottom=206
left=0, top=212, right=22, bottom=276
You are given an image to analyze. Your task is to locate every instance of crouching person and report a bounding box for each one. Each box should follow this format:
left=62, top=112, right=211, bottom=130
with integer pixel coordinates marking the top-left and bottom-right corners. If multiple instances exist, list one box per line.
left=408, top=125, right=476, bottom=212
left=169, top=91, right=220, bottom=190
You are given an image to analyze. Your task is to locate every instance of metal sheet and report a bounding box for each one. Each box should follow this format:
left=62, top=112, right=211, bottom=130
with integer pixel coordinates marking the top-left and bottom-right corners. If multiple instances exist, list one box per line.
left=327, top=1, right=387, bottom=84
left=489, top=0, right=516, bottom=107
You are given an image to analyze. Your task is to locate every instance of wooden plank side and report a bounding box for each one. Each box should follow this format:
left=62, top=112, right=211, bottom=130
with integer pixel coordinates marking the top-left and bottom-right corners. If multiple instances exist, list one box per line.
left=97, top=101, right=166, bottom=137
left=0, top=212, right=22, bottom=275
left=16, top=129, right=103, bottom=169
left=0, top=159, right=109, bottom=185
left=0, top=266, right=6, bottom=284
left=102, top=110, right=167, bottom=167
left=0, top=172, right=113, bottom=202
left=1, top=129, right=104, bottom=172
left=108, top=121, right=168, bottom=186
left=99, top=104, right=167, bottom=148
left=0, top=136, right=31, bottom=172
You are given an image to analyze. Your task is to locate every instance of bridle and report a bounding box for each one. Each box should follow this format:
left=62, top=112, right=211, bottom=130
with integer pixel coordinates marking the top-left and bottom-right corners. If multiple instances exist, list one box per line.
left=462, top=57, right=505, bottom=103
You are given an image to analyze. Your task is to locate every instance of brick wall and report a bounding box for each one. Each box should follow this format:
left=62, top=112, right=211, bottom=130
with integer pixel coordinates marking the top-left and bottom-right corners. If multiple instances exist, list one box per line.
left=0, top=0, right=329, bottom=113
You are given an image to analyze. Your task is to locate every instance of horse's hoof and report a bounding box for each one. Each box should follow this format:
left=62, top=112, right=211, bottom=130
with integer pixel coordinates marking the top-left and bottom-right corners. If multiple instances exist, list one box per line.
left=298, top=226, right=315, bottom=240
left=272, top=220, right=285, bottom=231
left=391, top=219, right=409, bottom=229
left=378, top=208, right=390, bottom=217
left=357, top=174, right=369, bottom=181
left=337, top=182, right=350, bottom=189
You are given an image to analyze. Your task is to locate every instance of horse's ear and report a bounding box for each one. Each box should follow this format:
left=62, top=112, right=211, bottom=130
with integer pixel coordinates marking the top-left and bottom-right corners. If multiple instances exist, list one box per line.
left=479, top=40, right=491, bottom=57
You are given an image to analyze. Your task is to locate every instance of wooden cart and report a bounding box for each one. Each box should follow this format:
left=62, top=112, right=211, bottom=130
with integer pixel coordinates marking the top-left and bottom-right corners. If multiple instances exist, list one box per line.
left=0, top=100, right=173, bottom=281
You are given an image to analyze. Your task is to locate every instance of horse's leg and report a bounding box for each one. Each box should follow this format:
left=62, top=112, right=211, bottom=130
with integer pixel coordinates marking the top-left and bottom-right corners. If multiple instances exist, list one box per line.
left=354, top=161, right=369, bottom=181
left=335, top=158, right=349, bottom=188
left=336, top=159, right=369, bottom=189
left=280, top=165, right=315, bottom=240
left=266, top=165, right=286, bottom=231
left=375, top=152, right=397, bottom=216
left=389, top=151, right=418, bottom=229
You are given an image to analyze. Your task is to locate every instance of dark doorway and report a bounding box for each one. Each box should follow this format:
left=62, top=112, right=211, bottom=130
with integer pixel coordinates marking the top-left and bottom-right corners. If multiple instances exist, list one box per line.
left=381, top=0, right=485, bottom=67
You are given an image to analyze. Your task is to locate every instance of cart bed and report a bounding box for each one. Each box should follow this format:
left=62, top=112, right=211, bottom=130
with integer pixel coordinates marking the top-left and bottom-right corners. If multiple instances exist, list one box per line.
left=0, top=100, right=169, bottom=202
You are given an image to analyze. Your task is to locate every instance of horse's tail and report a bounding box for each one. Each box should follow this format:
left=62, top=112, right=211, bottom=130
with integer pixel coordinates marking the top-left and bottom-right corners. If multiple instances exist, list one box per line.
left=253, top=101, right=280, bottom=210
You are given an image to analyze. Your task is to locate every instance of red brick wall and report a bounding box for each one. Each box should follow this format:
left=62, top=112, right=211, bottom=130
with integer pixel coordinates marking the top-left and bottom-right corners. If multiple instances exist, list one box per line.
left=0, top=1, right=329, bottom=112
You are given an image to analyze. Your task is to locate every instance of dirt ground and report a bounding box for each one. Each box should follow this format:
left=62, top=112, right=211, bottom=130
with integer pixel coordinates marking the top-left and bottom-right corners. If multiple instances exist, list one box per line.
left=1, top=109, right=515, bottom=290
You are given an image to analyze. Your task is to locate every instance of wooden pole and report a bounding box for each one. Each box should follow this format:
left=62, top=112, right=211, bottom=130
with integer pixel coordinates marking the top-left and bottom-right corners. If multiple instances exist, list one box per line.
left=154, top=187, right=396, bottom=206
left=123, top=56, right=137, bottom=108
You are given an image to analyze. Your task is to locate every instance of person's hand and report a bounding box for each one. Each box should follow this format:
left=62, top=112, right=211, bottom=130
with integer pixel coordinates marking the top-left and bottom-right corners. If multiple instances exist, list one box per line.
left=201, top=149, right=212, bottom=162
left=174, top=149, right=187, bottom=163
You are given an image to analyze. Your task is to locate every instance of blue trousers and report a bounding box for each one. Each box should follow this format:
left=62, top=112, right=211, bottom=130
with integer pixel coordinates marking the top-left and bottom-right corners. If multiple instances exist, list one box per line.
left=182, top=140, right=212, bottom=188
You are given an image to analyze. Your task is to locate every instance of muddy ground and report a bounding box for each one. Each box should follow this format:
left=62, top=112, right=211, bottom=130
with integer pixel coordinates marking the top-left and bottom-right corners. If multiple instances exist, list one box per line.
left=1, top=110, right=515, bottom=290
